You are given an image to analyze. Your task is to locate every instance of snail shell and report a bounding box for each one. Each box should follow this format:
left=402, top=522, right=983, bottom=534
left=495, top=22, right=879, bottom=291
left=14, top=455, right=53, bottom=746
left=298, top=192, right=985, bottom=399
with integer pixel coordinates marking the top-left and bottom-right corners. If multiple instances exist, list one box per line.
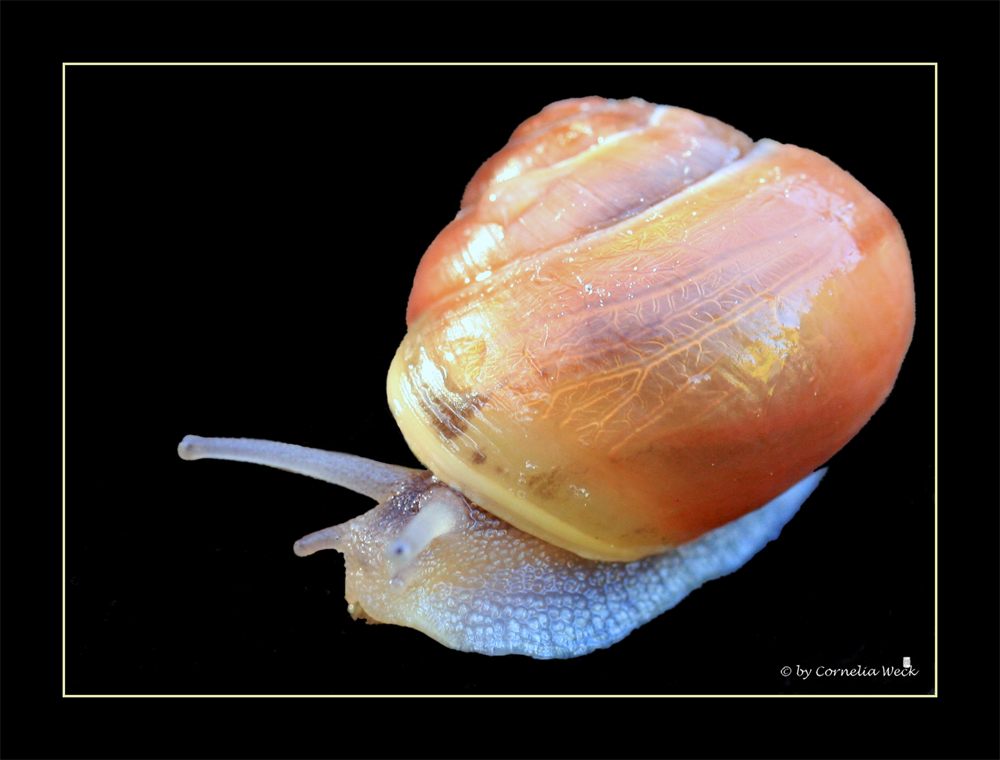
left=392, top=96, right=913, bottom=561
left=178, top=97, right=914, bottom=658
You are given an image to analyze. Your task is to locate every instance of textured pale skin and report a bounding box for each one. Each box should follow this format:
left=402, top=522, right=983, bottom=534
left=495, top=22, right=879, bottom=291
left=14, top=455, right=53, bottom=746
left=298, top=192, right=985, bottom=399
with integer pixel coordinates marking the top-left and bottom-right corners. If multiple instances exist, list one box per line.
left=320, top=470, right=824, bottom=658
left=390, top=98, right=915, bottom=561
left=178, top=436, right=824, bottom=658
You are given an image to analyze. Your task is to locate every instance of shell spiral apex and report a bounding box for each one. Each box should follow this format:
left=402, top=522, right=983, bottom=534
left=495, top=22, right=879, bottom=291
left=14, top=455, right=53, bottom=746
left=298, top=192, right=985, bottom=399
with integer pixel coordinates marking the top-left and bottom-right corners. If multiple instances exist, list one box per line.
left=179, top=97, right=914, bottom=658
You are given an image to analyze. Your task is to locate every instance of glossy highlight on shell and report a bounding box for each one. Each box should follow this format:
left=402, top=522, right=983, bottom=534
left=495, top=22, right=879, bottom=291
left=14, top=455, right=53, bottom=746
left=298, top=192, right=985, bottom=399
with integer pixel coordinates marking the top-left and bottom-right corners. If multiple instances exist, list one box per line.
left=389, top=96, right=914, bottom=562
left=178, top=97, right=914, bottom=658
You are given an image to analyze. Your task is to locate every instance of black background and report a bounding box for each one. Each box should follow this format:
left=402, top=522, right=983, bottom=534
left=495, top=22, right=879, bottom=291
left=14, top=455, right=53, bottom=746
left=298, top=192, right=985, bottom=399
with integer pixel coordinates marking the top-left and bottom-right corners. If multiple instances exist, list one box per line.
left=65, top=63, right=935, bottom=697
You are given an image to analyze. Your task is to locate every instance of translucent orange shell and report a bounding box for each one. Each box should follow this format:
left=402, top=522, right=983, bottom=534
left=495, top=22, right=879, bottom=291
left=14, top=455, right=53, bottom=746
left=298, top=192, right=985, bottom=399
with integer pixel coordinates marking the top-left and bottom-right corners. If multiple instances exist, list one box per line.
left=387, top=97, right=914, bottom=562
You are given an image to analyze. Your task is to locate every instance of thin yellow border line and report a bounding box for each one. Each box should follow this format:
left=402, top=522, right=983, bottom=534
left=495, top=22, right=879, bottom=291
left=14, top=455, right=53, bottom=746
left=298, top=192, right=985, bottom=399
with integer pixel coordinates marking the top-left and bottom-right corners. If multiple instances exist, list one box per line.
left=62, top=693, right=933, bottom=697
left=62, top=62, right=68, bottom=699
left=933, top=61, right=939, bottom=700
left=64, top=61, right=936, bottom=66
left=62, top=61, right=938, bottom=698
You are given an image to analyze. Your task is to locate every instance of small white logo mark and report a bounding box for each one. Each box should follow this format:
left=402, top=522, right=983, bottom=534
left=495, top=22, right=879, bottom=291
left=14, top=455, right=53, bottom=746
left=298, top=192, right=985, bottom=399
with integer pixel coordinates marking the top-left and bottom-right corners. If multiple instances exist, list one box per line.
left=903, top=657, right=911, bottom=668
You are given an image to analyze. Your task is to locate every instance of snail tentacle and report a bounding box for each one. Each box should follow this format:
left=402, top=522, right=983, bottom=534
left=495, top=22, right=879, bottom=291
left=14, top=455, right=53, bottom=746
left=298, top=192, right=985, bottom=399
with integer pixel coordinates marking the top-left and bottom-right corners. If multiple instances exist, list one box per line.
left=177, top=435, right=420, bottom=501
left=304, top=466, right=827, bottom=658
left=386, top=487, right=471, bottom=586
left=293, top=525, right=345, bottom=557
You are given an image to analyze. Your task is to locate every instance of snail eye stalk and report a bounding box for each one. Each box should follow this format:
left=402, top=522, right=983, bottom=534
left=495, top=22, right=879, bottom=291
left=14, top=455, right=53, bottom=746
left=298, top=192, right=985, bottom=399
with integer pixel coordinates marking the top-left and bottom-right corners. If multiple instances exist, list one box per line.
left=177, top=435, right=419, bottom=501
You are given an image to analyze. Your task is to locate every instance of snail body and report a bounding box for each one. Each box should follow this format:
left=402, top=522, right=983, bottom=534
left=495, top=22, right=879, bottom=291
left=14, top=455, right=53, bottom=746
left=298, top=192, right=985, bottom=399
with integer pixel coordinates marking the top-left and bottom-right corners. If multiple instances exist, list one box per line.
left=178, top=97, right=914, bottom=658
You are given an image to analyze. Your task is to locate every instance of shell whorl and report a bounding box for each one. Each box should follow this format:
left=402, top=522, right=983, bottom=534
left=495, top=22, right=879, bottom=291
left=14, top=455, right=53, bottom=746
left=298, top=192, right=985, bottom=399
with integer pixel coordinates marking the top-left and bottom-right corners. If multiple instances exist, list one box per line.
left=389, top=97, right=914, bottom=561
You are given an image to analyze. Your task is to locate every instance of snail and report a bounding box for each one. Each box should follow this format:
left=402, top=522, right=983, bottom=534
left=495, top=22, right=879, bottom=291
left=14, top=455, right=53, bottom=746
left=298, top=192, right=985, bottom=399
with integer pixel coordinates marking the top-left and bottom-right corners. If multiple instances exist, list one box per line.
left=178, top=96, right=914, bottom=659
